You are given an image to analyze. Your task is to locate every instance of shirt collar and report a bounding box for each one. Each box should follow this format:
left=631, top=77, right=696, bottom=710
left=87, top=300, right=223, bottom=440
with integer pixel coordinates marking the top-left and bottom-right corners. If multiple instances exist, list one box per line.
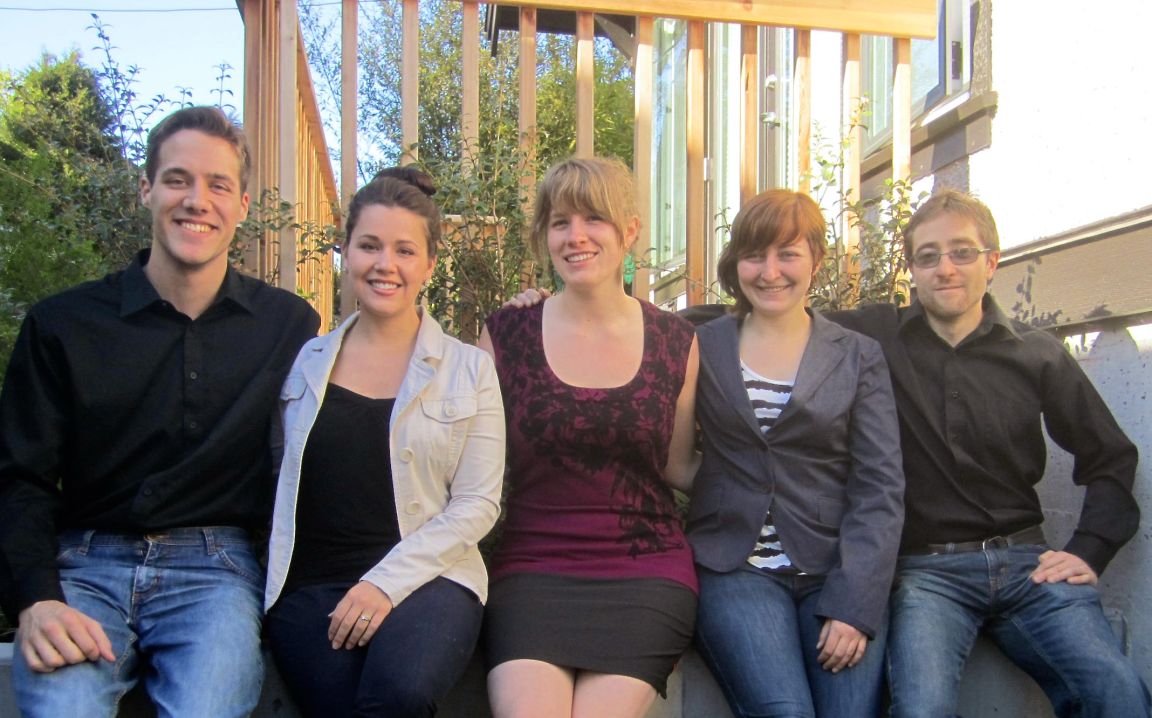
left=119, top=249, right=255, bottom=318
left=898, top=293, right=1022, bottom=344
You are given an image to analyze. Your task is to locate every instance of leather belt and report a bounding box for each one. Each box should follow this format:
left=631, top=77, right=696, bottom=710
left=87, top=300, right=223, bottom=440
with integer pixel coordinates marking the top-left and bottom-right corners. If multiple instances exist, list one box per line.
left=903, top=525, right=1046, bottom=556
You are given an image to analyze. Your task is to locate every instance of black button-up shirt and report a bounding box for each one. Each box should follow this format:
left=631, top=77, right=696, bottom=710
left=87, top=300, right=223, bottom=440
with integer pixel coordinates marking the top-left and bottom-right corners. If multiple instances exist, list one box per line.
left=830, top=295, right=1139, bottom=575
left=0, top=251, right=320, bottom=616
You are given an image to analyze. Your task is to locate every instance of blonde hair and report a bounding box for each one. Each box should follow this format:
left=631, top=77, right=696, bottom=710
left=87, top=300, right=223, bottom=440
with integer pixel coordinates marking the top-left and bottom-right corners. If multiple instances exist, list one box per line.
left=530, top=157, right=639, bottom=265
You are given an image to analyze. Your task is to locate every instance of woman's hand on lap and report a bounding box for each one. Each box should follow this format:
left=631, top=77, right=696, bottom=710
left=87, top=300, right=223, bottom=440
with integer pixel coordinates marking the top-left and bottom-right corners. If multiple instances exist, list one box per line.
left=328, top=580, right=394, bottom=649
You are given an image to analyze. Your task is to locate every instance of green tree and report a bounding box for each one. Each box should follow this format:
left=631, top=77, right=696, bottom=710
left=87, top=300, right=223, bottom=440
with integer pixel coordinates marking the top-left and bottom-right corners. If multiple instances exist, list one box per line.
left=0, top=54, right=152, bottom=377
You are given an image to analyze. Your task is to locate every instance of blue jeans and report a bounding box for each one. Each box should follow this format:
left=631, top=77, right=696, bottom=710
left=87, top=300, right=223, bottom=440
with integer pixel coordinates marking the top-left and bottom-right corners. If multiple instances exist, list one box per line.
left=696, top=567, right=888, bottom=718
left=887, top=545, right=1151, bottom=718
left=266, top=577, right=482, bottom=717
left=12, top=527, right=265, bottom=718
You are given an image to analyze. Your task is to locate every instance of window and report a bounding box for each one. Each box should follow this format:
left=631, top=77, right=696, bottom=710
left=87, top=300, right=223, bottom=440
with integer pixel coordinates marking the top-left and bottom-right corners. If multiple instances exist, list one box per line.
left=861, top=0, right=973, bottom=150
left=651, top=19, right=688, bottom=267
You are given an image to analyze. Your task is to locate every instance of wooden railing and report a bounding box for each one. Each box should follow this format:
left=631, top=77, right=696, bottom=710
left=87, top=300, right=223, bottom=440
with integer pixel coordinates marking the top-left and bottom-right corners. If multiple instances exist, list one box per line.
left=239, top=0, right=935, bottom=322
left=239, top=0, right=339, bottom=331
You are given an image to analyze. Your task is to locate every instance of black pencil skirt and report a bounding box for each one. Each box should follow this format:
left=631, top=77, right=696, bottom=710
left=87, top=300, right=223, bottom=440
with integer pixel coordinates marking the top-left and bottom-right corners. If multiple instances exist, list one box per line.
left=483, top=573, right=697, bottom=697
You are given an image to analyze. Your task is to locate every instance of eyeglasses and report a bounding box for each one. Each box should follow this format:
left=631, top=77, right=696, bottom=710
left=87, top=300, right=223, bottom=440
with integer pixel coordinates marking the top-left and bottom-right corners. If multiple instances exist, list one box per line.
left=911, top=247, right=993, bottom=269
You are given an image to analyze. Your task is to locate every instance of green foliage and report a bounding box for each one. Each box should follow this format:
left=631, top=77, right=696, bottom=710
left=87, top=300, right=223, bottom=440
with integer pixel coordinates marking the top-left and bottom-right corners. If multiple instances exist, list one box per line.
left=234, top=188, right=342, bottom=290
left=806, top=115, right=925, bottom=312
left=419, top=138, right=542, bottom=342
left=0, top=54, right=152, bottom=378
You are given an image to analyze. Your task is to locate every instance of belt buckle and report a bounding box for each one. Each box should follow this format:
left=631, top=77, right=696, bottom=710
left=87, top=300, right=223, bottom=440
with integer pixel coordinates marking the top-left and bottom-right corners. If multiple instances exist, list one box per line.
left=982, top=535, right=1009, bottom=550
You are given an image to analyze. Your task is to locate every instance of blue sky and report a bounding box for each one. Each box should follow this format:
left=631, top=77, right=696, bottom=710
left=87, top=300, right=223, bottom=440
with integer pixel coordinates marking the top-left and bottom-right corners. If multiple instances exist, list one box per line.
left=0, top=1, right=246, bottom=122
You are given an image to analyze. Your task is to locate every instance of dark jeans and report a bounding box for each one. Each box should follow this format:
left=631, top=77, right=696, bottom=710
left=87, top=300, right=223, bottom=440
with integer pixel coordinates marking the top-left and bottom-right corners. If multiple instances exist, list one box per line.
left=887, top=545, right=1151, bottom=718
left=266, top=577, right=482, bottom=718
left=695, top=567, right=887, bottom=718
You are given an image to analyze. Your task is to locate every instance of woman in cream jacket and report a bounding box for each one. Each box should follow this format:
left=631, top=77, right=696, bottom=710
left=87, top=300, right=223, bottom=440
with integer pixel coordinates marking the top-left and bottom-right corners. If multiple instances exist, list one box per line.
left=264, top=169, right=505, bottom=718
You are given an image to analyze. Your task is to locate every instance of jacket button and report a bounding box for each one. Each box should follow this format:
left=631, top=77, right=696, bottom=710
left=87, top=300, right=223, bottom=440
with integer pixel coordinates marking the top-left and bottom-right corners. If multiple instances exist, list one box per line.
left=405, top=501, right=421, bottom=515
left=399, top=448, right=414, bottom=463
left=445, top=403, right=458, bottom=418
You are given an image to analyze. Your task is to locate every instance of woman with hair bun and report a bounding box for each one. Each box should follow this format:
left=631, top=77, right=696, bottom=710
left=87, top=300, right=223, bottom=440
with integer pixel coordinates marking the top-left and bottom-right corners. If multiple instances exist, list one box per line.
left=264, top=168, right=506, bottom=717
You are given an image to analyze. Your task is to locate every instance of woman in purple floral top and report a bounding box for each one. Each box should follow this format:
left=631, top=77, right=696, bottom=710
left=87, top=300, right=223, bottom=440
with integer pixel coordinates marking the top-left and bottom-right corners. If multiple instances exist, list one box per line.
left=479, top=158, right=700, bottom=718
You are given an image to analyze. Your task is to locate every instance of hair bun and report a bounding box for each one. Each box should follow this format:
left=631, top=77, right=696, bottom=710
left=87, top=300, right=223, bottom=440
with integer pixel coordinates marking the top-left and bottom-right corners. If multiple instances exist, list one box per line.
left=371, top=166, right=437, bottom=197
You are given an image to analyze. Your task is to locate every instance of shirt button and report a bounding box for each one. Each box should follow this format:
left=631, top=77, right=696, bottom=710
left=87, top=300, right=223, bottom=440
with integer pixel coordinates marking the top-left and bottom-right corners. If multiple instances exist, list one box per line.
left=143, top=488, right=154, bottom=497
left=950, top=390, right=960, bottom=399
left=405, top=501, right=421, bottom=515
left=189, top=420, right=199, bottom=430
left=399, top=448, right=414, bottom=463
left=189, top=371, right=199, bottom=380
left=445, top=403, right=458, bottom=418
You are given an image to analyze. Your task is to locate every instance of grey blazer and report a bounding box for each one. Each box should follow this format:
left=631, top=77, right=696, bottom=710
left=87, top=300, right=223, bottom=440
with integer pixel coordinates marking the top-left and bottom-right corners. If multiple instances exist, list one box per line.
left=687, top=310, right=904, bottom=636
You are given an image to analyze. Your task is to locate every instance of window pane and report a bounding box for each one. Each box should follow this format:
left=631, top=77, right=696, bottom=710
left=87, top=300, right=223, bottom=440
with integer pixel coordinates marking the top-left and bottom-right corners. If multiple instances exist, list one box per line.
left=652, top=19, right=688, bottom=266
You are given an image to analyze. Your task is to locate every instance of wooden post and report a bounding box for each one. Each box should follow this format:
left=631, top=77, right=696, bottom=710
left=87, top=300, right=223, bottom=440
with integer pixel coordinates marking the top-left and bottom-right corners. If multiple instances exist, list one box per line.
left=632, top=16, right=654, bottom=299
left=339, top=0, right=358, bottom=319
left=794, top=28, right=811, bottom=194
left=841, top=32, right=862, bottom=304
left=740, top=24, right=758, bottom=204
left=892, top=37, right=912, bottom=181
left=461, top=0, right=480, bottom=167
left=575, top=12, right=595, bottom=157
left=278, top=0, right=297, bottom=293
left=401, top=0, right=420, bottom=163
left=685, top=20, right=706, bottom=306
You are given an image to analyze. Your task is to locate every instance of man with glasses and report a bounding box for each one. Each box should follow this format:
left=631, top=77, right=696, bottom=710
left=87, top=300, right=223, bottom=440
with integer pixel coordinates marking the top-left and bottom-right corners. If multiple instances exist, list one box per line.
left=831, top=190, right=1148, bottom=717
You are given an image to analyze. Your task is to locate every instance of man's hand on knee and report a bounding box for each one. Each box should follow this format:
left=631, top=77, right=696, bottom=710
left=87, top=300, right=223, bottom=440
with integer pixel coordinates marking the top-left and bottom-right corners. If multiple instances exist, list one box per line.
left=1030, top=550, right=1099, bottom=586
left=17, top=600, right=116, bottom=672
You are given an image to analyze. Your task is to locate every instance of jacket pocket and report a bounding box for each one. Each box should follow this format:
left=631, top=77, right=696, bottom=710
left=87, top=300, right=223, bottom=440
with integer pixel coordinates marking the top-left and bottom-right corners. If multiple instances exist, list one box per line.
left=279, top=374, right=307, bottom=402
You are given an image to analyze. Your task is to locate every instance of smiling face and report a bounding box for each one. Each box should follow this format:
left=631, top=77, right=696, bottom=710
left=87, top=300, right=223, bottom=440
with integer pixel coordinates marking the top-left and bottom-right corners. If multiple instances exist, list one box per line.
left=546, top=210, right=637, bottom=289
left=735, top=237, right=815, bottom=320
left=909, top=211, right=999, bottom=341
left=344, top=204, right=435, bottom=319
left=140, top=129, right=249, bottom=276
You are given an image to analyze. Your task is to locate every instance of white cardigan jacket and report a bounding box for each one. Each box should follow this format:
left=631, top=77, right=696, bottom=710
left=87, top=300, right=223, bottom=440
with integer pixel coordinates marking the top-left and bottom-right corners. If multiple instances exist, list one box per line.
left=265, top=309, right=505, bottom=610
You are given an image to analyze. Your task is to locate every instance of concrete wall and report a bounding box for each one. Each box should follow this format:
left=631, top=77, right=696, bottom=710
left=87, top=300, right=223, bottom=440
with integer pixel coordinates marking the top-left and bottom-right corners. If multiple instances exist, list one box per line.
left=1041, top=323, right=1152, bottom=681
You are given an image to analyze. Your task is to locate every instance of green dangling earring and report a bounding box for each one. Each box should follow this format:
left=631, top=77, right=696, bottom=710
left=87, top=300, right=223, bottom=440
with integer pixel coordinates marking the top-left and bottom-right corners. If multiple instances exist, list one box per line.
left=623, top=253, right=636, bottom=286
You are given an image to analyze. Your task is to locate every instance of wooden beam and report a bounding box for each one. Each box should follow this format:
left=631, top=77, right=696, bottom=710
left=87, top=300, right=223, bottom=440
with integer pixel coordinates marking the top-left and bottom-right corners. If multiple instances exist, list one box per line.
left=841, top=32, right=862, bottom=304
left=518, top=7, right=538, bottom=150
left=461, top=0, right=480, bottom=165
left=341, top=0, right=357, bottom=204
left=278, top=0, right=297, bottom=293
left=892, top=36, right=911, bottom=181
left=740, top=24, right=758, bottom=204
left=632, top=16, right=653, bottom=299
left=241, top=0, right=266, bottom=277
left=401, top=0, right=420, bottom=163
left=340, top=0, right=358, bottom=320
left=488, top=0, right=937, bottom=38
left=685, top=20, right=705, bottom=306
left=575, top=12, right=595, bottom=157
left=794, top=28, right=811, bottom=194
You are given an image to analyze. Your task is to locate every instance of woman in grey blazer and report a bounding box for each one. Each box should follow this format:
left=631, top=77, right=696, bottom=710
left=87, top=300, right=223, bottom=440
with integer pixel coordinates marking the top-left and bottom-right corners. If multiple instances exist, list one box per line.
left=688, top=190, right=904, bottom=718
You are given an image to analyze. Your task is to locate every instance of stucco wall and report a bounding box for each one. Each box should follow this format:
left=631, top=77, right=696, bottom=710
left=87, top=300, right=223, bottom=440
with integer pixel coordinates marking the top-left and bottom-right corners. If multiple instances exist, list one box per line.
left=968, top=0, right=1152, bottom=248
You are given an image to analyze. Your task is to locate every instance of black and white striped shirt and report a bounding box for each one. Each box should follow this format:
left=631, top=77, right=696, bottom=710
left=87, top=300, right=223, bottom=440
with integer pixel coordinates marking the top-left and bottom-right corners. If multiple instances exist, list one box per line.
left=741, top=361, right=802, bottom=574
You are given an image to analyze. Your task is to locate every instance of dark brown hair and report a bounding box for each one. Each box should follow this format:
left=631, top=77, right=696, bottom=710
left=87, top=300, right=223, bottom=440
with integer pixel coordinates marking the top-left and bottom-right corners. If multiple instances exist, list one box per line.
left=145, top=106, right=251, bottom=192
left=717, top=189, right=827, bottom=317
left=345, top=166, right=440, bottom=256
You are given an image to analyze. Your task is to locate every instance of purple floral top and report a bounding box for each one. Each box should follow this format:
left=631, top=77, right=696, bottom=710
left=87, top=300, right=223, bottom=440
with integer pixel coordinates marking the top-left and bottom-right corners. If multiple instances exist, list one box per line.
left=485, top=299, right=697, bottom=592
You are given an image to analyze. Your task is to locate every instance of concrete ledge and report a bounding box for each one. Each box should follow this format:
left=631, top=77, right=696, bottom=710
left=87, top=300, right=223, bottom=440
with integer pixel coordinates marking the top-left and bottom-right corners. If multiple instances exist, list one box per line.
left=1, top=635, right=1074, bottom=718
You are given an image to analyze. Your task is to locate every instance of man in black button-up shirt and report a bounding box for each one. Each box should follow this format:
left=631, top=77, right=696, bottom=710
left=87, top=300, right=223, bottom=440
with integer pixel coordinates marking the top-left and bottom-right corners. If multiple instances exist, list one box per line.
left=832, top=190, right=1148, bottom=717
left=0, top=107, right=319, bottom=716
